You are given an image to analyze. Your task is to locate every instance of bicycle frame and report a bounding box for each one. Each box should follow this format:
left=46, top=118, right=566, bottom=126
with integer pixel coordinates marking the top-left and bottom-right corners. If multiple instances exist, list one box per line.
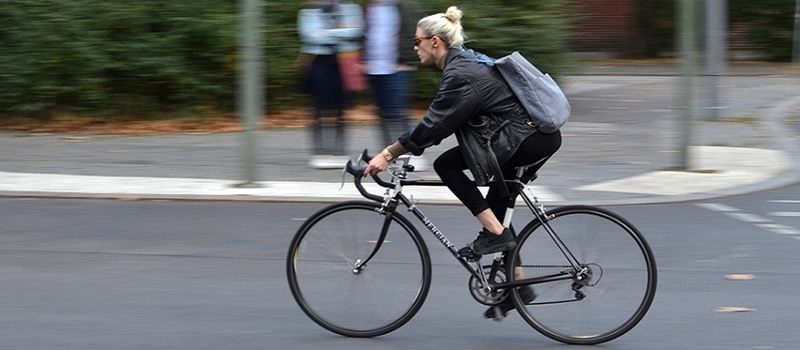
left=346, top=153, right=587, bottom=295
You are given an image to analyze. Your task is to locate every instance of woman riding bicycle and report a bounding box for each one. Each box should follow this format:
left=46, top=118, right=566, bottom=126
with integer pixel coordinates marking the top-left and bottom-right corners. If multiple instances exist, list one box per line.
left=364, top=6, right=562, bottom=317
left=365, top=6, right=562, bottom=259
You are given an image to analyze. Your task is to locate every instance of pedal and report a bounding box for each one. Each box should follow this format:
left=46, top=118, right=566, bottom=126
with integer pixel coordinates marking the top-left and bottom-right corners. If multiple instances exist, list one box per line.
left=490, top=306, right=505, bottom=322
left=457, top=245, right=482, bottom=261
left=459, top=250, right=482, bottom=262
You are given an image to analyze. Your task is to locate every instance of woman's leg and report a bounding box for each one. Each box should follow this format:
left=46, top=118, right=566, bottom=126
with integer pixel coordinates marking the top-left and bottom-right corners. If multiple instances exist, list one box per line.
left=475, top=209, right=506, bottom=236
left=482, top=131, right=561, bottom=320
left=434, top=147, right=515, bottom=255
left=486, top=130, right=562, bottom=221
left=433, top=146, right=491, bottom=217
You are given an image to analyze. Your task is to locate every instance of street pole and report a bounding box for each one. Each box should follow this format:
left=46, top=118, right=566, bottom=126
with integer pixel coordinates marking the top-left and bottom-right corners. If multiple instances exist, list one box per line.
left=236, top=0, right=264, bottom=188
left=678, top=0, right=697, bottom=170
left=794, top=0, right=800, bottom=64
left=703, top=0, right=726, bottom=121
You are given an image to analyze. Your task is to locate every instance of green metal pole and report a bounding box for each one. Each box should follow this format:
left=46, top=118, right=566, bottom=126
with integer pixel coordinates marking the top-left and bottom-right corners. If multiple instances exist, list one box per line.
left=678, top=0, right=697, bottom=170
left=236, top=0, right=263, bottom=188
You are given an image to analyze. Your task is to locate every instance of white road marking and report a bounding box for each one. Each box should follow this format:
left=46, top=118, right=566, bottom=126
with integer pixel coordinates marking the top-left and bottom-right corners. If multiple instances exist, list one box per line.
left=697, top=202, right=800, bottom=239
left=725, top=212, right=770, bottom=223
left=756, top=223, right=800, bottom=235
left=697, top=203, right=739, bottom=212
left=768, top=212, right=800, bottom=217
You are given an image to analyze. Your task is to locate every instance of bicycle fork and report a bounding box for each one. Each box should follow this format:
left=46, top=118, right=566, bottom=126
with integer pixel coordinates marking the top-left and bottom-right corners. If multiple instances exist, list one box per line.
left=351, top=199, right=399, bottom=274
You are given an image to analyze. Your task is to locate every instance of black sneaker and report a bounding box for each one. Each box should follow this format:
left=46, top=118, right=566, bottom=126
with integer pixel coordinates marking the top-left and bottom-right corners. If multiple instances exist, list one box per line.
left=459, top=228, right=516, bottom=257
left=484, top=285, right=537, bottom=321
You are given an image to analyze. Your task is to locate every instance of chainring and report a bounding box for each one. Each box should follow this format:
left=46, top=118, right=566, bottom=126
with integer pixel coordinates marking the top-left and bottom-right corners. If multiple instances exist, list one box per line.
left=468, top=265, right=508, bottom=305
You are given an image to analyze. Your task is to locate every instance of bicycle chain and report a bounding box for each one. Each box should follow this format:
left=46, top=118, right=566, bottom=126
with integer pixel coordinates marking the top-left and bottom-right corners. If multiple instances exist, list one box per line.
left=520, top=264, right=573, bottom=269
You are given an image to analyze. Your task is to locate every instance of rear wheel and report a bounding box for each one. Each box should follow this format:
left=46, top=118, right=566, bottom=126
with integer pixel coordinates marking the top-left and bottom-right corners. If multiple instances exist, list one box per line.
left=509, top=205, right=657, bottom=345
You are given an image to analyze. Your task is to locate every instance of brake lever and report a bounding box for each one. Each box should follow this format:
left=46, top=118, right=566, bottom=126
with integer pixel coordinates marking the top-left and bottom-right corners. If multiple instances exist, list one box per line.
left=339, top=165, right=347, bottom=191
left=340, top=153, right=365, bottom=190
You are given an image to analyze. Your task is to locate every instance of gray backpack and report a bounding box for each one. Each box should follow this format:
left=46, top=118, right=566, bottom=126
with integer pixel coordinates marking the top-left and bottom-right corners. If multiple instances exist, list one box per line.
left=494, top=51, right=570, bottom=133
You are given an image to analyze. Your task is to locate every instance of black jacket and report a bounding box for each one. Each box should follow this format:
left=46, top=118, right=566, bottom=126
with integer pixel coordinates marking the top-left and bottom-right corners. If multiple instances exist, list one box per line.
left=399, top=47, right=538, bottom=172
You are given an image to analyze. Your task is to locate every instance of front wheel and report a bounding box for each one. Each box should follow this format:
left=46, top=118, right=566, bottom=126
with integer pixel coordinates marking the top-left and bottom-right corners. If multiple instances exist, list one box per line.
left=508, top=205, right=657, bottom=345
left=286, top=201, right=432, bottom=337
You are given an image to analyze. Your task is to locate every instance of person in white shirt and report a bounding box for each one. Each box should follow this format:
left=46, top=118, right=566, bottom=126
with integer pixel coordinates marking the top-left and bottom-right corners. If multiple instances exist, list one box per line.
left=297, top=0, right=364, bottom=168
left=362, top=0, right=426, bottom=169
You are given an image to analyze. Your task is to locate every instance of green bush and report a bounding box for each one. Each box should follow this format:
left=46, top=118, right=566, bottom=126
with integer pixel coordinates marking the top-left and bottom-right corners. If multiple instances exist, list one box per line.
left=0, top=0, right=238, bottom=118
left=729, top=0, right=796, bottom=60
left=633, top=0, right=796, bottom=61
left=0, top=0, right=572, bottom=119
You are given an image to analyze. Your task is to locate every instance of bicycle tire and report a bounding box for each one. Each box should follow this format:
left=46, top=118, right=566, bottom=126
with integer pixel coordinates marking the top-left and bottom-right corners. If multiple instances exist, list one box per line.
left=286, top=200, right=432, bottom=337
left=508, top=205, right=657, bottom=345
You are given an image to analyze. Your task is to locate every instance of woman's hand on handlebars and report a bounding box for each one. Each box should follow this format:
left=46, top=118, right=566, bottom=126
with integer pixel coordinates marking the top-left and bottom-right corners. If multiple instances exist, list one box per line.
left=364, top=154, right=390, bottom=176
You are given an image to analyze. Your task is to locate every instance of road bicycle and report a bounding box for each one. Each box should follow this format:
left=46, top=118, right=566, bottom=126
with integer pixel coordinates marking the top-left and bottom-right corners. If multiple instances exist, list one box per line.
left=286, top=150, right=657, bottom=345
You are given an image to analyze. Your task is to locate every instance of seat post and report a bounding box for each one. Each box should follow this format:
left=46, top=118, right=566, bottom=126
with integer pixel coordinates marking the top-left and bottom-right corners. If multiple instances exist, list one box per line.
left=501, top=166, right=528, bottom=228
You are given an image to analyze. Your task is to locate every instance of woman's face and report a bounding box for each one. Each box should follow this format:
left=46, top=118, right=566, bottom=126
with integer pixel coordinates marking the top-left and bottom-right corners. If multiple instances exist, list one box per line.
left=414, top=28, right=436, bottom=65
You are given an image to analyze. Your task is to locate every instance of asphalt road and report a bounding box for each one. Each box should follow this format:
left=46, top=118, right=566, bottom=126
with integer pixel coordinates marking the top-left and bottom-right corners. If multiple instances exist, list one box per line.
left=2, top=183, right=800, bottom=349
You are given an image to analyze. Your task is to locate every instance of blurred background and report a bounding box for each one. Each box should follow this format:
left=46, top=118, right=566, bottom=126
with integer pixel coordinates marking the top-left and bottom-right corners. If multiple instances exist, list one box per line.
left=1, top=5, right=799, bottom=347
left=0, top=0, right=796, bottom=127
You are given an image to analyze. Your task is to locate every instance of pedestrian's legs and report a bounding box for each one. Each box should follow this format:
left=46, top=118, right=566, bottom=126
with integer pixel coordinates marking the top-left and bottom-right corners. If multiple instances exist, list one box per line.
left=311, top=106, right=323, bottom=154
left=307, top=54, right=346, bottom=162
left=313, top=106, right=346, bottom=156
left=335, top=108, right=347, bottom=156
left=370, top=72, right=411, bottom=146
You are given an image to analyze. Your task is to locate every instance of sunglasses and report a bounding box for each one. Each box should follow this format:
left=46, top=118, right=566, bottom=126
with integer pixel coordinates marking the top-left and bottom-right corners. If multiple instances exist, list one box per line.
left=413, top=36, right=433, bottom=46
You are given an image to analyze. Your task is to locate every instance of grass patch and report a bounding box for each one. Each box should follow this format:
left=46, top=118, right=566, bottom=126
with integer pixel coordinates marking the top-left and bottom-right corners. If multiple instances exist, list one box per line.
left=719, top=116, right=757, bottom=124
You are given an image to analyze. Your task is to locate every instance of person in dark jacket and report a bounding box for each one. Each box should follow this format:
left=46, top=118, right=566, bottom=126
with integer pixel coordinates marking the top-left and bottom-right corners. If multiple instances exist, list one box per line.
left=363, top=5, right=562, bottom=318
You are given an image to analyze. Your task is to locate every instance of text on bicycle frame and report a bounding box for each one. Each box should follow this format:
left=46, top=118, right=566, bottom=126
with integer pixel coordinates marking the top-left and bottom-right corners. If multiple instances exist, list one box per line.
left=422, top=217, right=455, bottom=249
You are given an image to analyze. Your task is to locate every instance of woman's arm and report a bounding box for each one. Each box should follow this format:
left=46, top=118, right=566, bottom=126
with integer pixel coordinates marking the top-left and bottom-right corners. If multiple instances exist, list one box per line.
left=298, top=9, right=333, bottom=48
left=298, top=5, right=363, bottom=49
left=400, top=71, right=482, bottom=155
left=329, top=3, right=364, bottom=41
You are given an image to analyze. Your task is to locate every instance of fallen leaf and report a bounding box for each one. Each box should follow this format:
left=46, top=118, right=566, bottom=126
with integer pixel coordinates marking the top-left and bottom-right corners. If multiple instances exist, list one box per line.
left=725, top=274, right=755, bottom=281
left=714, top=306, right=756, bottom=313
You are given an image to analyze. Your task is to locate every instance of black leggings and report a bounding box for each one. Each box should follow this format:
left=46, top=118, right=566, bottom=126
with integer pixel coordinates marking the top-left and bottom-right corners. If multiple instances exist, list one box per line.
left=433, top=130, right=562, bottom=221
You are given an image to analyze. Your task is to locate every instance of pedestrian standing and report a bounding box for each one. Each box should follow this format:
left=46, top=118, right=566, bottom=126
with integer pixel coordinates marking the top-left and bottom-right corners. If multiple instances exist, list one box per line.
left=297, top=0, right=364, bottom=168
left=362, top=0, right=428, bottom=169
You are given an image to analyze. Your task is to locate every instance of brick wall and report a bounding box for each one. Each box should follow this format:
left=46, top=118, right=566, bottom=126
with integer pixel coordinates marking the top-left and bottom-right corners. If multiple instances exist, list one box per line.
left=571, top=0, right=637, bottom=53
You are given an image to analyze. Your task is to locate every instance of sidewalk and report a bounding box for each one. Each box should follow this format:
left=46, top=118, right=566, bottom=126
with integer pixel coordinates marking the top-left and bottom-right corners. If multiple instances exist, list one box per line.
left=1, top=64, right=799, bottom=206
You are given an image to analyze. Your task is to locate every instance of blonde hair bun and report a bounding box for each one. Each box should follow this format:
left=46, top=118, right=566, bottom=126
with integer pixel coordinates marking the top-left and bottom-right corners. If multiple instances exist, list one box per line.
left=444, top=6, right=462, bottom=23
left=417, top=5, right=466, bottom=47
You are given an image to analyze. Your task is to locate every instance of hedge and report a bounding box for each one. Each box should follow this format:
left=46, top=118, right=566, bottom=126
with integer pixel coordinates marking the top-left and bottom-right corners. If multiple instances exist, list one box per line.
left=633, top=0, right=797, bottom=60
left=0, top=0, right=572, bottom=119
